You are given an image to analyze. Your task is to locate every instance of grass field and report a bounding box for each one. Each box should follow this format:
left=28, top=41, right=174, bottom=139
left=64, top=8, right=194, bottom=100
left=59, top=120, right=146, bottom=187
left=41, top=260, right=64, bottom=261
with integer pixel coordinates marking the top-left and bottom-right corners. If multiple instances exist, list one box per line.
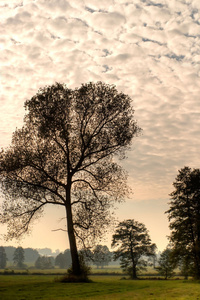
left=0, top=275, right=200, bottom=300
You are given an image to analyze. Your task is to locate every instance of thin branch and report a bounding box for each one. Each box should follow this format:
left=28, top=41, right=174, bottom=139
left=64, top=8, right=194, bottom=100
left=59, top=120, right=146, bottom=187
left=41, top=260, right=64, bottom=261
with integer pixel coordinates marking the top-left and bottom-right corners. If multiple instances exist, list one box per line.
left=51, top=228, right=67, bottom=232
left=8, top=175, right=66, bottom=204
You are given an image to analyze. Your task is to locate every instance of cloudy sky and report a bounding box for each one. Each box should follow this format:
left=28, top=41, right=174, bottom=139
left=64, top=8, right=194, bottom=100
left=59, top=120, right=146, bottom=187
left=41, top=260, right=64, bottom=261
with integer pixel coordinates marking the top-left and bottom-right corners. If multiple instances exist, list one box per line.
left=1, top=0, right=200, bottom=252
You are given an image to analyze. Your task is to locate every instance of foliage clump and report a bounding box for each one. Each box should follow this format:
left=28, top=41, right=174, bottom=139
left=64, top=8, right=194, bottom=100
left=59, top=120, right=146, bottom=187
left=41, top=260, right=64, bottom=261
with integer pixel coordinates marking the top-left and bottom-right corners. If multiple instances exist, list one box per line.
left=58, top=253, right=91, bottom=283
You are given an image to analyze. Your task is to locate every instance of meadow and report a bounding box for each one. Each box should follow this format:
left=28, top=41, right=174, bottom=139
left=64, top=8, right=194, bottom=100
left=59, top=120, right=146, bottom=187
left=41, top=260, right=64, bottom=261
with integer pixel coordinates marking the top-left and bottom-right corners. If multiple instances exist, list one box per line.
left=0, top=274, right=200, bottom=300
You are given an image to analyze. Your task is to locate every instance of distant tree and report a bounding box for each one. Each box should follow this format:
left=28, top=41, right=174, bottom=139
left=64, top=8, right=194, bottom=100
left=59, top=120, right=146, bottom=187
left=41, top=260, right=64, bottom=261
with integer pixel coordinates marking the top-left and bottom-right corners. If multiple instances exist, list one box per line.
left=112, top=219, right=156, bottom=279
left=13, top=246, right=25, bottom=269
left=0, top=82, right=140, bottom=277
left=4, top=246, right=16, bottom=262
left=157, top=248, right=176, bottom=279
left=35, top=256, right=54, bottom=269
left=0, top=246, right=7, bottom=269
left=24, top=248, right=39, bottom=263
left=55, top=253, right=65, bottom=269
left=166, top=166, right=200, bottom=279
left=55, top=249, right=72, bottom=269
left=79, top=248, right=93, bottom=266
left=92, top=245, right=112, bottom=268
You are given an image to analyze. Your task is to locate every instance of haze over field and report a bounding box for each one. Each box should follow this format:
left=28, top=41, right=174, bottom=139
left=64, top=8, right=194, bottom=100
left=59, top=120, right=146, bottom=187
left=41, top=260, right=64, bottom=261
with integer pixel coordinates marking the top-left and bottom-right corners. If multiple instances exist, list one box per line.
left=1, top=0, right=200, bottom=251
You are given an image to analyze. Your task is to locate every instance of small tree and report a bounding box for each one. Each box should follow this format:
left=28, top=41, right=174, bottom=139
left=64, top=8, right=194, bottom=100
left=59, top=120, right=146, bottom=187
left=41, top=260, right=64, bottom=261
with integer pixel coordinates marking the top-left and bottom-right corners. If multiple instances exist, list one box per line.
left=0, top=82, right=140, bottom=278
left=0, top=246, right=7, bottom=269
left=157, top=248, right=176, bottom=279
left=13, top=246, right=25, bottom=269
left=92, top=245, right=112, bottom=268
left=55, top=249, right=72, bottom=269
left=112, top=219, right=156, bottom=279
left=35, top=256, right=54, bottom=269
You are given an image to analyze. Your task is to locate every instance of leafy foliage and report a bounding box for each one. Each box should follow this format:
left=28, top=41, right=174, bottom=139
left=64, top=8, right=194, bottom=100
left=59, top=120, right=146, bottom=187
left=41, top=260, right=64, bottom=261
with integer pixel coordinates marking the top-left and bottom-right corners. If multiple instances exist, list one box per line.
left=66, top=251, right=91, bottom=282
left=112, top=219, right=156, bottom=279
left=166, top=166, right=200, bottom=279
left=0, top=82, right=140, bottom=276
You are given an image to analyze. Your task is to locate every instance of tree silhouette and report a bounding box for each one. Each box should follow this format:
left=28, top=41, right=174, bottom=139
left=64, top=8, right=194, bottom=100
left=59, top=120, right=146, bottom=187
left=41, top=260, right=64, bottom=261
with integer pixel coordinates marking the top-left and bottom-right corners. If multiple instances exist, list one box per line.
left=0, top=82, right=140, bottom=277
left=167, top=166, right=200, bottom=279
left=112, top=219, right=156, bottom=279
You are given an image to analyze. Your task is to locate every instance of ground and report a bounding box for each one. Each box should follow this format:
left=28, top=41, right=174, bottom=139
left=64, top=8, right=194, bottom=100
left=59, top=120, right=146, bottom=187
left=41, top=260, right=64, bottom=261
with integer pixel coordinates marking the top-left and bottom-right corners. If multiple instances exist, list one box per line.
left=0, top=275, right=200, bottom=299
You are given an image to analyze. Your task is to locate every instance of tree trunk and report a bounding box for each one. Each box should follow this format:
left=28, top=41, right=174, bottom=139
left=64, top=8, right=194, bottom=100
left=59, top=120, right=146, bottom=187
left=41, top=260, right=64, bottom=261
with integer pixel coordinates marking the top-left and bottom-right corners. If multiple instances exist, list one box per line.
left=186, top=194, right=200, bottom=279
left=132, top=264, right=137, bottom=279
left=194, top=249, right=200, bottom=279
left=65, top=185, right=81, bottom=276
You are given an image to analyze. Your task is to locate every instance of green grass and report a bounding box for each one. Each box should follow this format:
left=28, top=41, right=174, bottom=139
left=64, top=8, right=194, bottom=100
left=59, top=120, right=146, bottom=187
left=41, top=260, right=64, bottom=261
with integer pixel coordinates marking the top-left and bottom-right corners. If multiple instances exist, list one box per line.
left=0, top=275, right=199, bottom=300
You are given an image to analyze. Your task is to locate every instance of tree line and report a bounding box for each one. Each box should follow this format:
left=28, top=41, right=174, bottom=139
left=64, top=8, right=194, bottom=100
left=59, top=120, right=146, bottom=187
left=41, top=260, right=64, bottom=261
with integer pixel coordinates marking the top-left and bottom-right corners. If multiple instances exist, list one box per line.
left=0, top=82, right=200, bottom=280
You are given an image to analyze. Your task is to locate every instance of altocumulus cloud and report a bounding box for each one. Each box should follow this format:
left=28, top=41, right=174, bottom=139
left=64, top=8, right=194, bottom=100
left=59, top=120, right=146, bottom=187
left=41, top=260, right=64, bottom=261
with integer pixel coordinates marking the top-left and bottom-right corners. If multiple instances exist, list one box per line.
left=1, top=0, right=200, bottom=205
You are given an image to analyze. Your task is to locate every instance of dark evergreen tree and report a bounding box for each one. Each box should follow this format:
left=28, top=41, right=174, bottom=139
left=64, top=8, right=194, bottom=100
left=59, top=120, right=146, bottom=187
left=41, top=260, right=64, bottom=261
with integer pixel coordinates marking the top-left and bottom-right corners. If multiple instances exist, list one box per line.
left=112, top=219, right=156, bottom=279
left=0, top=246, right=7, bottom=269
left=166, top=166, right=200, bottom=279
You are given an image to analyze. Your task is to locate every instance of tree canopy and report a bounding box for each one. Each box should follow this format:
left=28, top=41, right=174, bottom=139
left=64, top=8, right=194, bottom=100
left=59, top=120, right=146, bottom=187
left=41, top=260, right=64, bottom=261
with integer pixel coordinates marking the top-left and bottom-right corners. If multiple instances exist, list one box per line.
left=112, top=219, right=156, bottom=279
left=0, top=81, right=140, bottom=277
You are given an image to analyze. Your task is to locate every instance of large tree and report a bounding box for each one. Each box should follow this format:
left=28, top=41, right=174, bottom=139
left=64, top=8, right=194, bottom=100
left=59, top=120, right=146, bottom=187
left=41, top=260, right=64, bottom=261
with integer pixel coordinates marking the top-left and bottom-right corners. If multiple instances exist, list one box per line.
left=112, top=219, right=156, bottom=279
left=166, top=166, right=200, bottom=279
left=0, top=82, right=140, bottom=277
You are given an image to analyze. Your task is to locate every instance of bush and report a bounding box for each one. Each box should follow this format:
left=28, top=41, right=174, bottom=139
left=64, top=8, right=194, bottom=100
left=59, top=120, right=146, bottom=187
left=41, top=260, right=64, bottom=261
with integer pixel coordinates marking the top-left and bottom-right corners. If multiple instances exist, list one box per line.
left=57, top=253, right=91, bottom=283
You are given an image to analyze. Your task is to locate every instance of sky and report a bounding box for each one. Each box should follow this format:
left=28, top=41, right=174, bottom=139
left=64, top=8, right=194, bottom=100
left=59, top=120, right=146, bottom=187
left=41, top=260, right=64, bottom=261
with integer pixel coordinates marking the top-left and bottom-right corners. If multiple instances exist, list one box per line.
left=1, top=0, right=200, bottom=252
